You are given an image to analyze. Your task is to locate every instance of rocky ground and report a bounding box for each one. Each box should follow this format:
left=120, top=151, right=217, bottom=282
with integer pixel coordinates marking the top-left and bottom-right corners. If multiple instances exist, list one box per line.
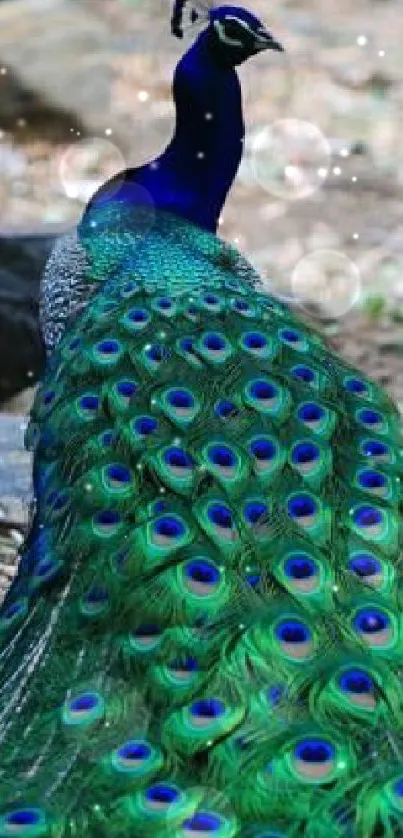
left=0, top=0, right=402, bottom=599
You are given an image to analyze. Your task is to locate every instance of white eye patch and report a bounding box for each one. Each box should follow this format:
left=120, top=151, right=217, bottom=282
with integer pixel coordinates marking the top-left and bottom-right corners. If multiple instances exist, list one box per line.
left=213, top=15, right=258, bottom=47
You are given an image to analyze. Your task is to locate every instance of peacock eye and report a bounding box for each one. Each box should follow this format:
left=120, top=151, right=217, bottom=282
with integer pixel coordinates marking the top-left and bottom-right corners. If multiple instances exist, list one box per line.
left=144, top=783, right=181, bottom=810
left=352, top=607, right=394, bottom=649
left=337, top=667, right=376, bottom=710
left=224, top=19, right=242, bottom=38
left=182, top=812, right=225, bottom=833
left=291, top=738, right=336, bottom=782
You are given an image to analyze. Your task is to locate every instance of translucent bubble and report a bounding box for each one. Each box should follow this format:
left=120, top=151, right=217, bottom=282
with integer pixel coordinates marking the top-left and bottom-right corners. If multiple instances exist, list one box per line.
left=292, top=249, right=362, bottom=318
left=58, top=138, right=126, bottom=202
left=250, top=119, right=331, bottom=200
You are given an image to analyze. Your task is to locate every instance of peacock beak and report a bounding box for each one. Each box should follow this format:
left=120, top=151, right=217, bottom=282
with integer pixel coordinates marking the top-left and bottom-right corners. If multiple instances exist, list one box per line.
left=254, top=28, right=284, bottom=52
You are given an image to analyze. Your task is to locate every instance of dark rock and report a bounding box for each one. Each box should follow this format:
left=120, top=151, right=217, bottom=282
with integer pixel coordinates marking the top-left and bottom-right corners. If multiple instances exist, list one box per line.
left=0, top=233, right=57, bottom=403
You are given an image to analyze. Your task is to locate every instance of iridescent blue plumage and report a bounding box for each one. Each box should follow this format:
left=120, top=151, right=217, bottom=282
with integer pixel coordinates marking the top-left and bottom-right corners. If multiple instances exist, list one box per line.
left=83, top=4, right=282, bottom=234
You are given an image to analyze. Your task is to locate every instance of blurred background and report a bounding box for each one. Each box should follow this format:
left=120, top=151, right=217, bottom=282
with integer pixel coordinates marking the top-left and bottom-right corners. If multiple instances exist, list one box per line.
left=0, top=0, right=402, bottom=598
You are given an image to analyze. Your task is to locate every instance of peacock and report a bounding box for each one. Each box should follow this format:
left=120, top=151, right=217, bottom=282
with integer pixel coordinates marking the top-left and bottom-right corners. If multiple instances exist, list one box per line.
left=0, top=2, right=402, bottom=836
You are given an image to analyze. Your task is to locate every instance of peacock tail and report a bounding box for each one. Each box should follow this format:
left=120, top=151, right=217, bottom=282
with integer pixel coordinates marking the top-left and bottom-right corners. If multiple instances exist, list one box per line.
left=0, top=200, right=401, bottom=838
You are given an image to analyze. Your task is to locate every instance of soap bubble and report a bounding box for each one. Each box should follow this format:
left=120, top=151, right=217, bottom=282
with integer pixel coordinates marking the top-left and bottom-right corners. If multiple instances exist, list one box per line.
left=292, top=249, right=361, bottom=318
left=58, top=137, right=126, bottom=202
left=250, top=119, right=331, bottom=200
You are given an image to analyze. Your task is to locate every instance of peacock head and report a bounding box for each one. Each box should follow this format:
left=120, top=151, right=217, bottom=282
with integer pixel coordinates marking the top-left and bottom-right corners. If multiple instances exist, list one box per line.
left=172, top=2, right=284, bottom=66
left=209, top=5, right=284, bottom=64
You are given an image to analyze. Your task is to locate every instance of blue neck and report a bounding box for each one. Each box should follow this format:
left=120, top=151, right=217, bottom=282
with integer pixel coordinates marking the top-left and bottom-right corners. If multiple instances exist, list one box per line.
left=82, top=30, right=245, bottom=235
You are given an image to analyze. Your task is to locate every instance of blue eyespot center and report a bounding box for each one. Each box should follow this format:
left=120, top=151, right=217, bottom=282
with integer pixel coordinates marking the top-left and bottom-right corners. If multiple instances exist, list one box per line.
left=147, top=344, right=167, bottom=362
left=292, top=443, right=319, bottom=464
left=250, top=380, right=277, bottom=400
left=298, top=403, right=324, bottom=423
left=358, top=470, right=386, bottom=489
left=288, top=495, right=317, bottom=519
left=362, top=440, right=389, bottom=458
left=106, top=464, right=131, bottom=483
left=164, top=447, right=193, bottom=469
left=186, top=560, right=220, bottom=585
left=168, top=389, right=194, bottom=409
left=244, top=501, right=268, bottom=524
left=146, top=784, right=179, bottom=804
left=345, top=377, right=367, bottom=393
left=276, top=620, right=310, bottom=643
left=339, top=668, right=374, bottom=694
left=182, top=813, right=223, bottom=831
left=354, top=609, right=389, bottom=633
left=292, top=365, right=314, bottom=383
left=359, top=409, right=382, bottom=426
left=80, top=395, right=99, bottom=411
left=204, top=333, right=226, bottom=351
left=353, top=506, right=383, bottom=528
left=295, top=739, right=335, bottom=763
left=215, top=399, right=237, bottom=419
left=129, top=308, right=148, bottom=322
left=349, top=554, right=381, bottom=577
left=70, top=692, right=99, bottom=712
left=5, top=809, right=41, bottom=826
left=118, top=741, right=151, bottom=760
left=208, top=444, right=236, bottom=467
left=280, top=328, right=300, bottom=343
left=250, top=438, right=276, bottom=460
left=154, top=516, right=185, bottom=539
left=97, top=339, right=120, bottom=354
left=208, top=503, right=233, bottom=529
left=135, top=416, right=158, bottom=436
left=191, top=699, right=225, bottom=718
left=244, top=332, right=267, bottom=349
left=117, top=380, right=137, bottom=397
left=284, top=555, right=316, bottom=579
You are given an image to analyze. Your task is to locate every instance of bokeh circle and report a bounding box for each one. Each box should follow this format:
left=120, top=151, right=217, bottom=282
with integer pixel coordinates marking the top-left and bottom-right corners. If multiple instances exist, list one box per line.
left=291, top=249, right=362, bottom=318
left=58, top=137, right=126, bottom=202
left=250, top=118, right=331, bottom=200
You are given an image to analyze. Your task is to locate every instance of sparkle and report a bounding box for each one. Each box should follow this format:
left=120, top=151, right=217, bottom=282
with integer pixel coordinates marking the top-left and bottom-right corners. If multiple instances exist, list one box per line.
left=218, top=215, right=224, bottom=226
left=17, top=118, right=27, bottom=128
left=340, top=148, right=350, bottom=157
left=105, top=128, right=113, bottom=136
left=205, top=112, right=213, bottom=120
left=85, top=483, right=93, bottom=492
left=353, top=233, right=359, bottom=240
left=333, top=166, right=342, bottom=176
left=352, top=176, right=358, bottom=182
left=378, top=50, right=385, bottom=57
left=233, top=237, right=240, bottom=244
left=317, top=167, right=328, bottom=178
left=333, top=585, right=339, bottom=592
left=0, top=67, right=7, bottom=75
left=138, top=90, right=149, bottom=102
left=357, top=35, right=368, bottom=46
left=196, top=151, right=205, bottom=159
left=27, top=370, right=34, bottom=378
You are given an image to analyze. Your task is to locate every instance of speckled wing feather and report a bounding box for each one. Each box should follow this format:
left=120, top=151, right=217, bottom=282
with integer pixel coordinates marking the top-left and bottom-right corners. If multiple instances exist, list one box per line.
left=39, top=231, right=96, bottom=357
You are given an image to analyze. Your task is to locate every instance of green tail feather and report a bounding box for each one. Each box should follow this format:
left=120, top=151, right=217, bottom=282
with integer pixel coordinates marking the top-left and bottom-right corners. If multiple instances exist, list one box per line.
left=0, top=205, right=402, bottom=837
